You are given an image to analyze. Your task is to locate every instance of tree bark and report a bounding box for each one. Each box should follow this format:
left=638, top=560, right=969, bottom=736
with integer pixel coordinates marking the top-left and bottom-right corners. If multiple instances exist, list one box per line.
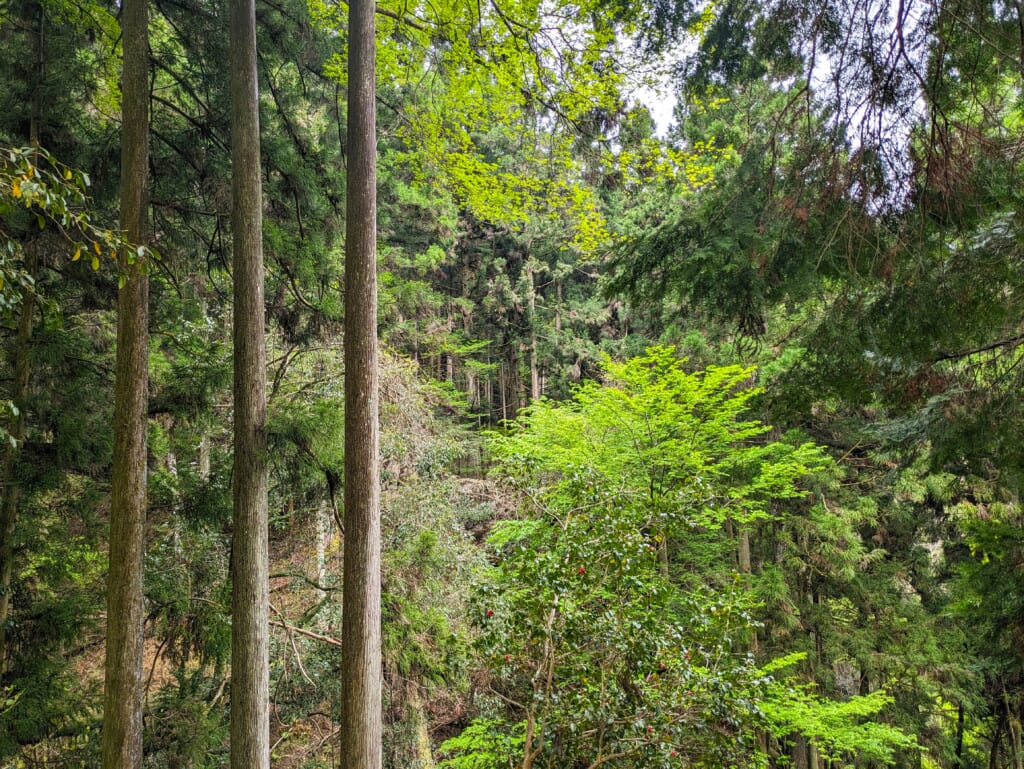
left=101, top=0, right=149, bottom=761
left=791, top=734, right=809, bottom=769
left=1011, top=700, right=1023, bottom=769
left=340, top=1, right=382, bottom=768
left=527, top=265, right=540, bottom=402
left=0, top=245, right=36, bottom=679
left=991, top=712, right=1005, bottom=769
left=1, top=0, right=44, bottom=688
left=229, top=0, right=270, bottom=762
left=738, top=528, right=752, bottom=573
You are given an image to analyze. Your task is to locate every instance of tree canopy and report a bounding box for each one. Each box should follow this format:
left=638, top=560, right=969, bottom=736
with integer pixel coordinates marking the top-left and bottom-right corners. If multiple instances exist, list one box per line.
left=0, top=0, right=1023, bottom=766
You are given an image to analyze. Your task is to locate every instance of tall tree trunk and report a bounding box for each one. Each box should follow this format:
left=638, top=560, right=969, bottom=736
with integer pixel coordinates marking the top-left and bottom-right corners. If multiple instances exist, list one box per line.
left=229, top=0, right=269, bottom=761
left=101, top=0, right=150, bottom=762
left=1010, top=695, right=1023, bottom=769
left=0, top=245, right=36, bottom=679
left=527, top=266, right=540, bottom=402
left=499, top=361, right=508, bottom=422
left=1, top=0, right=44, bottom=688
left=341, top=1, right=382, bottom=768
left=809, top=740, right=822, bottom=769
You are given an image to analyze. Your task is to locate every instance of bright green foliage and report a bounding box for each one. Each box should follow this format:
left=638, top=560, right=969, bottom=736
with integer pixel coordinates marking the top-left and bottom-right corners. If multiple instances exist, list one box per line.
left=761, top=656, right=918, bottom=764
left=315, top=0, right=721, bottom=257
left=493, top=346, right=827, bottom=528
left=438, top=719, right=526, bottom=769
left=463, top=347, right=908, bottom=768
left=605, top=6, right=1024, bottom=757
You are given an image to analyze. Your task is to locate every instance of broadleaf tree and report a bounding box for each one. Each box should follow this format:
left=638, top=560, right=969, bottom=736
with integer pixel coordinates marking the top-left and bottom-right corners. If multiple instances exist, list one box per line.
left=459, top=347, right=913, bottom=768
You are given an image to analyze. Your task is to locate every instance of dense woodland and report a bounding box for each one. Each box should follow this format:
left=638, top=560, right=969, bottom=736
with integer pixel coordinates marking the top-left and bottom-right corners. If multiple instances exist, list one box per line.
left=1, top=0, right=1024, bottom=766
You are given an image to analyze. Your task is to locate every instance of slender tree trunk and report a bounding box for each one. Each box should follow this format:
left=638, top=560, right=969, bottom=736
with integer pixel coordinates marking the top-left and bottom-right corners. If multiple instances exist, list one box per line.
left=316, top=499, right=330, bottom=594
left=1011, top=707, right=1023, bottom=769
left=410, top=687, right=436, bottom=769
left=738, top=529, right=752, bottom=573
left=0, top=246, right=36, bottom=679
left=792, top=734, right=809, bottom=769
left=809, top=740, right=822, bottom=769
left=992, top=713, right=1005, bottom=769
left=1, top=0, right=44, bottom=688
left=229, top=0, right=269, bottom=761
left=527, top=266, right=540, bottom=402
left=341, top=1, right=382, bottom=768
left=954, top=702, right=964, bottom=769
left=198, top=434, right=210, bottom=480
left=101, top=0, right=149, bottom=762
left=499, top=361, right=508, bottom=422
left=554, top=280, right=562, bottom=332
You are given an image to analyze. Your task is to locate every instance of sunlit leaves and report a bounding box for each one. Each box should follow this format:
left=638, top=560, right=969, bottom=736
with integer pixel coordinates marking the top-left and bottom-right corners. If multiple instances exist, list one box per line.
left=314, top=0, right=720, bottom=256
left=471, top=346, right=912, bottom=768
left=761, top=662, right=918, bottom=764
left=493, top=345, right=828, bottom=527
left=1, top=146, right=155, bottom=280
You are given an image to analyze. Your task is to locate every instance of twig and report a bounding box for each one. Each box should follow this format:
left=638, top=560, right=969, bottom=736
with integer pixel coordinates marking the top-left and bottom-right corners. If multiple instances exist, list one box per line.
left=270, top=604, right=317, bottom=685
left=269, top=619, right=343, bottom=648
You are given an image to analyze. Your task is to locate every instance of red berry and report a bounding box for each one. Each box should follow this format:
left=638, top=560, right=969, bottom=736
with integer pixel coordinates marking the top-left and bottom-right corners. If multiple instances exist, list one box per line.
left=504, top=654, right=511, bottom=661
left=486, top=609, right=494, bottom=617
left=578, top=566, right=585, bottom=574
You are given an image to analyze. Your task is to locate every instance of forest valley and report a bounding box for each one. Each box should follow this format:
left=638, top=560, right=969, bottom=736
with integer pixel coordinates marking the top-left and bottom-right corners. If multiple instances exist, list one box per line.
left=2, top=0, right=1024, bottom=766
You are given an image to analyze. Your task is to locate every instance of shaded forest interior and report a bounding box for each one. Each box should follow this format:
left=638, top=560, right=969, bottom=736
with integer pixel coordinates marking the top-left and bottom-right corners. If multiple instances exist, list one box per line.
left=2, top=0, right=1024, bottom=766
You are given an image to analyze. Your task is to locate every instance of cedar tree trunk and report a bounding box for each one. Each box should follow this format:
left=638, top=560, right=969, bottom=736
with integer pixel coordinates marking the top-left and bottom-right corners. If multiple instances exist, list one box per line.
left=101, top=0, right=149, bottom=762
left=0, top=245, right=36, bottom=678
left=229, top=0, right=270, bottom=763
left=340, top=1, right=382, bottom=767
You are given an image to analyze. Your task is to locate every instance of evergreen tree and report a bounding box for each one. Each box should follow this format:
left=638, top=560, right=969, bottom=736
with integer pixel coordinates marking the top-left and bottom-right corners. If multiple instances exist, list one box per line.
left=228, top=0, right=269, bottom=760
left=341, top=0, right=383, bottom=766
left=101, top=0, right=150, bottom=761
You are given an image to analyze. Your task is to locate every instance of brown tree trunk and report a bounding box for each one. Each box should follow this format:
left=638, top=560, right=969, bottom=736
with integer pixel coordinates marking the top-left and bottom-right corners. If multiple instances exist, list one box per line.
left=0, top=246, right=36, bottom=679
left=809, top=740, right=822, bottom=769
left=791, top=734, right=809, bottom=769
left=499, top=361, right=508, bottom=422
left=527, top=266, right=540, bottom=402
left=101, top=0, right=149, bottom=762
left=341, top=1, right=382, bottom=768
left=991, top=713, right=1005, bottom=769
left=738, top=529, right=752, bottom=573
left=954, top=701, right=964, bottom=769
left=229, top=0, right=270, bottom=761
left=1011, top=698, right=1023, bottom=769
left=1, top=0, right=44, bottom=688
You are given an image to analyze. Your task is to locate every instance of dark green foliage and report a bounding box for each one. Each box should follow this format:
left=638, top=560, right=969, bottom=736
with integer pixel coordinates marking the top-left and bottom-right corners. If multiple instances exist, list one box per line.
left=146, top=521, right=232, bottom=670
left=144, top=671, right=230, bottom=769
left=0, top=475, right=105, bottom=759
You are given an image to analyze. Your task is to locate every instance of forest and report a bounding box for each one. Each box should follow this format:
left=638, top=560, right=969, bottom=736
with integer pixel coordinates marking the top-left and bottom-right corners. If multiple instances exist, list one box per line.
left=1, top=0, right=1023, bottom=766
